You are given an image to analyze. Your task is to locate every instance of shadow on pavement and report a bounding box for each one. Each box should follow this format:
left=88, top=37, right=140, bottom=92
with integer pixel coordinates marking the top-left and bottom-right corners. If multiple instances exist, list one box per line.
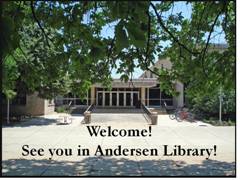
left=2, top=117, right=57, bottom=128
left=2, top=157, right=235, bottom=176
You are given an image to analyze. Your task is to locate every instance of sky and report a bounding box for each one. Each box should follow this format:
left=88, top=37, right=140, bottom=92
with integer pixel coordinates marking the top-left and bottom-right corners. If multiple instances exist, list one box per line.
left=100, top=2, right=192, bottom=78
left=94, top=1, right=226, bottom=79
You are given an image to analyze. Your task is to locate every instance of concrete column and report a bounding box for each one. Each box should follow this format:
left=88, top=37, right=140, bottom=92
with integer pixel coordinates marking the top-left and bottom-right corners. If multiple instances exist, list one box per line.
left=91, top=86, right=95, bottom=104
left=175, top=81, right=184, bottom=107
left=147, top=88, right=149, bottom=106
left=117, top=92, right=119, bottom=106
left=141, top=87, right=145, bottom=105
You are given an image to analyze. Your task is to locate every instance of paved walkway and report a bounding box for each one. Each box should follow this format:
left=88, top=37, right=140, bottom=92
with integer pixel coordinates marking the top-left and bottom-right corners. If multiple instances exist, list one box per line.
left=2, top=112, right=235, bottom=176
left=91, top=108, right=148, bottom=125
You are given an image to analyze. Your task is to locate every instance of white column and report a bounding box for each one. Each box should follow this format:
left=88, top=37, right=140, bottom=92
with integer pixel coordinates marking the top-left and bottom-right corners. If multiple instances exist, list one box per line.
left=117, top=92, right=119, bottom=106
left=90, top=87, right=95, bottom=105
left=141, top=87, right=145, bottom=105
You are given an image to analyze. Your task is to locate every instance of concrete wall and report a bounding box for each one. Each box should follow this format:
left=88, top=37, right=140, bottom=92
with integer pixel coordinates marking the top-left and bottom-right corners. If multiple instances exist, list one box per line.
left=140, top=58, right=184, bottom=108
left=44, top=100, right=55, bottom=115
left=174, top=81, right=184, bottom=107
left=141, top=87, right=145, bottom=105
left=10, top=92, right=55, bottom=116
left=140, top=58, right=172, bottom=78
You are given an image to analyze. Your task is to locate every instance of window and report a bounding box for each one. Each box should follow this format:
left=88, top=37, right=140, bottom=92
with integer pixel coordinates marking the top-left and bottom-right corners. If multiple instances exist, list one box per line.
left=161, top=91, right=173, bottom=106
left=148, top=88, right=160, bottom=106
left=149, top=89, right=160, bottom=99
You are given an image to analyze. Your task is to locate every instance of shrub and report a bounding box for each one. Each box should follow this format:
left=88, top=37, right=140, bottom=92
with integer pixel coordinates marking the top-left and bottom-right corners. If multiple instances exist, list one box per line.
left=187, top=89, right=235, bottom=121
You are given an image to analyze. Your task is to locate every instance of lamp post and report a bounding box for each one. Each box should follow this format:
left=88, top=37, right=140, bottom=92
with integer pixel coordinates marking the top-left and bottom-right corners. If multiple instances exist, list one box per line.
left=219, top=86, right=223, bottom=125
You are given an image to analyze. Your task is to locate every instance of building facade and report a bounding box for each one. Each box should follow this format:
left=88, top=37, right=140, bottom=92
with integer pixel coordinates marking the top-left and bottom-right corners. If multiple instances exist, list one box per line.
left=4, top=43, right=227, bottom=116
left=5, top=58, right=184, bottom=116
left=56, top=58, right=184, bottom=109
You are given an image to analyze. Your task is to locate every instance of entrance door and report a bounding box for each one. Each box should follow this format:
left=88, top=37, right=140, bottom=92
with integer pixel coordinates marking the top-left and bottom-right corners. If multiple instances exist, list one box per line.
left=133, top=93, right=139, bottom=107
left=97, top=92, right=103, bottom=106
left=105, top=92, right=110, bottom=106
left=119, top=93, right=124, bottom=106
left=126, top=93, right=131, bottom=106
left=112, top=93, right=117, bottom=106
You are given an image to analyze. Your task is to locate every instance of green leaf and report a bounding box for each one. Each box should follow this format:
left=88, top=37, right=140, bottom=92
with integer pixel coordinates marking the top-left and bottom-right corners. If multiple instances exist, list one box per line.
left=126, top=23, right=146, bottom=48
left=89, top=46, right=102, bottom=59
left=120, top=74, right=129, bottom=82
left=115, top=22, right=129, bottom=53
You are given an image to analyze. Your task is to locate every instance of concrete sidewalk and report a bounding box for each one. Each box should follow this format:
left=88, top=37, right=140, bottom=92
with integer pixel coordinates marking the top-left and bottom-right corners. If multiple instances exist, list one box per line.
left=2, top=113, right=235, bottom=176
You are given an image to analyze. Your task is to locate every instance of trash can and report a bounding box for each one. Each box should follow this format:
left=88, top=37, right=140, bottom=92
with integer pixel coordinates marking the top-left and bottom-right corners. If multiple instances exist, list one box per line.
left=151, top=112, right=158, bottom=125
left=84, top=111, right=91, bottom=124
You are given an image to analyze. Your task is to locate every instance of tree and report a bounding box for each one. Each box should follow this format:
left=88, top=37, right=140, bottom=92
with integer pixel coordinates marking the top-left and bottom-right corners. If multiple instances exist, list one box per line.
left=1, top=1, right=235, bottom=105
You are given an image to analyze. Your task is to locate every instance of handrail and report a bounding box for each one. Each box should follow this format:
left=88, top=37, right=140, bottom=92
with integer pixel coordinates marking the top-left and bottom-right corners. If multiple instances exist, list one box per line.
left=85, top=104, right=94, bottom=112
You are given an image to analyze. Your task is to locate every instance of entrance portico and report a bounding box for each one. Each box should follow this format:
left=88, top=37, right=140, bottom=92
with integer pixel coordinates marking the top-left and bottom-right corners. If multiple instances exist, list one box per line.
left=96, top=89, right=140, bottom=107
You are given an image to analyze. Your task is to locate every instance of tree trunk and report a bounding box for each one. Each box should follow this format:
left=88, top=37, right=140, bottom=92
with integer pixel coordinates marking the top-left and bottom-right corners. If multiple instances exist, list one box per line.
left=7, top=98, right=10, bottom=124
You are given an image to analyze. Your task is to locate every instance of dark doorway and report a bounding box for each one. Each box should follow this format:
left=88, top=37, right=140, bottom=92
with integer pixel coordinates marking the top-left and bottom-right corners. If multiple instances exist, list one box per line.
left=133, top=93, right=138, bottom=107
left=126, top=93, right=131, bottom=106
left=149, top=88, right=160, bottom=106
left=119, top=93, right=124, bottom=106
left=105, top=93, right=110, bottom=106
left=112, top=93, right=117, bottom=106
left=98, top=93, right=103, bottom=106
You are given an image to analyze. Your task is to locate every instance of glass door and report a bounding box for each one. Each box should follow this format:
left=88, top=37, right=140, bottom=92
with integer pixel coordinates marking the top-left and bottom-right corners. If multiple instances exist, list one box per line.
left=97, top=92, right=103, bottom=106
left=105, top=92, right=110, bottom=106
left=119, top=93, right=124, bottom=106
left=133, top=93, right=139, bottom=107
left=126, top=93, right=131, bottom=106
left=112, top=93, right=117, bottom=106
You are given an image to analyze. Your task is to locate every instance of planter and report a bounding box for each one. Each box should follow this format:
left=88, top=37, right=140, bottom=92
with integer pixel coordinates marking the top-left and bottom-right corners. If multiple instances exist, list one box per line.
left=84, top=111, right=91, bottom=124
left=151, top=112, right=158, bottom=125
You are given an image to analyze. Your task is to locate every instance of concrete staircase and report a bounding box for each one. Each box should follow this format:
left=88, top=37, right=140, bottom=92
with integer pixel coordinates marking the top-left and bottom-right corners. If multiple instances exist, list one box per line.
left=148, top=107, right=168, bottom=115
left=92, top=107, right=143, bottom=114
left=70, top=106, right=87, bottom=114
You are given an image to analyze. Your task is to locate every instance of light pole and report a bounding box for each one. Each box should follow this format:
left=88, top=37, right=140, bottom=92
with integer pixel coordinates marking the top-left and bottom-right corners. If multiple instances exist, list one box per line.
left=219, top=86, right=223, bottom=125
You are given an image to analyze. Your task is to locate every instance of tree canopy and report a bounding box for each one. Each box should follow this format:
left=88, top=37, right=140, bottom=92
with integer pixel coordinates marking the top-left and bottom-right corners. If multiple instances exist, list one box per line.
left=0, top=1, right=236, bottom=100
